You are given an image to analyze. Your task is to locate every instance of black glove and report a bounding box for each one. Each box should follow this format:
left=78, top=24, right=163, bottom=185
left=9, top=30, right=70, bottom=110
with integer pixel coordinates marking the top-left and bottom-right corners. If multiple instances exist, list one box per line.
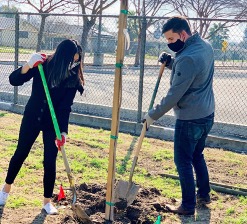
left=158, top=52, right=171, bottom=66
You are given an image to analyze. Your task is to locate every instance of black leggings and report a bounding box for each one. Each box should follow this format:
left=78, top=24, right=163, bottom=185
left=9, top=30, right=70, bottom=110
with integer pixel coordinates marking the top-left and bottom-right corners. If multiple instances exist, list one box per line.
left=5, top=116, right=58, bottom=198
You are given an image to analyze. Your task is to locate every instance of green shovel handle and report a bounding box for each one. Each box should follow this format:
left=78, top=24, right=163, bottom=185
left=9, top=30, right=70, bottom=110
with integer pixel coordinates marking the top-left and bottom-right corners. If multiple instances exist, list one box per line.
left=38, top=64, right=62, bottom=140
left=148, top=63, right=165, bottom=110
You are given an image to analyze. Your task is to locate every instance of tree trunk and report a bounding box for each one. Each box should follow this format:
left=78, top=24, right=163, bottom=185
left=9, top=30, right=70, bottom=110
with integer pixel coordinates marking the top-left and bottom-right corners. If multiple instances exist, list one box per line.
left=36, top=14, right=47, bottom=52
left=81, top=19, right=94, bottom=63
left=134, top=32, right=141, bottom=67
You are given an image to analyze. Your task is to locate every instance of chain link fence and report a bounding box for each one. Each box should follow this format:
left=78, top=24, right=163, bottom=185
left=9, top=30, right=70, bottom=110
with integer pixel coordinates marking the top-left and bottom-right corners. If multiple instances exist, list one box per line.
left=0, top=12, right=246, bottom=139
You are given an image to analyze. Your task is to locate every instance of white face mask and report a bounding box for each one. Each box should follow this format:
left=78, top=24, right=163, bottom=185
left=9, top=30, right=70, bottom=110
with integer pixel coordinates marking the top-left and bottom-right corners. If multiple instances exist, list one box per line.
left=69, top=61, right=80, bottom=70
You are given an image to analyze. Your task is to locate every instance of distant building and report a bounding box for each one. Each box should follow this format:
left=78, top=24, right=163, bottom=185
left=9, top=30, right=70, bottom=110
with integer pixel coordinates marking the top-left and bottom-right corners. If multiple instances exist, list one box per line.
left=0, top=17, right=38, bottom=49
left=0, top=16, right=116, bottom=53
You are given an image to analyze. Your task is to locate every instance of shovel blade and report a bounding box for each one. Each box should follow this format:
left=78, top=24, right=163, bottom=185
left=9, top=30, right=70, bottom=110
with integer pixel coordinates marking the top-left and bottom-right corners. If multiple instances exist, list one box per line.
left=115, top=180, right=140, bottom=206
left=72, top=204, right=93, bottom=224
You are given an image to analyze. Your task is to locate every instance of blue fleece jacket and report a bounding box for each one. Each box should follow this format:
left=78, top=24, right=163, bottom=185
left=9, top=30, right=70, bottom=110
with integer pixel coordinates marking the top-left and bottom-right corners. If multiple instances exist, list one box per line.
left=149, top=32, right=215, bottom=120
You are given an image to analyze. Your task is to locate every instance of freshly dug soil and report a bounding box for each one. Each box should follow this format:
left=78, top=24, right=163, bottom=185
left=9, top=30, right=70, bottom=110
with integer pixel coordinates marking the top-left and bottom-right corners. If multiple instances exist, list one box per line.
left=57, top=183, right=170, bottom=223
left=56, top=182, right=224, bottom=224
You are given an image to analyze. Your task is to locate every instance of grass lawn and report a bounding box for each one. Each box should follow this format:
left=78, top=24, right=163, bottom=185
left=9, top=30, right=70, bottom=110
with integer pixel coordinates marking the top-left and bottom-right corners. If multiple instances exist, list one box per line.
left=0, top=110, right=246, bottom=223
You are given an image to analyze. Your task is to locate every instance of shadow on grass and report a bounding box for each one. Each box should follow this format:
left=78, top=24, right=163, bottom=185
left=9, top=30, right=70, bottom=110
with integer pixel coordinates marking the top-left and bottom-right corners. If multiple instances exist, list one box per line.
left=0, top=205, right=5, bottom=221
left=179, top=205, right=211, bottom=224
left=117, top=136, right=138, bottom=175
left=31, top=211, right=47, bottom=224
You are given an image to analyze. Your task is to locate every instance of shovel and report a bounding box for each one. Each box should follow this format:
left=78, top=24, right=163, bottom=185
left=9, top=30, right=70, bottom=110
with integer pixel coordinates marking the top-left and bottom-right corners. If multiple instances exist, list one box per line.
left=38, top=64, right=92, bottom=223
left=115, top=63, right=166, bottom=207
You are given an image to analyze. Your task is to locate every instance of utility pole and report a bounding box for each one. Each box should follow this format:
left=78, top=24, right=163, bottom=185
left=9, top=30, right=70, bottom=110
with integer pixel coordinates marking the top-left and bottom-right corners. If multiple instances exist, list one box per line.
left=137, top=0, right=146, bottom=122
left=93, top=0, right=104, bottom=66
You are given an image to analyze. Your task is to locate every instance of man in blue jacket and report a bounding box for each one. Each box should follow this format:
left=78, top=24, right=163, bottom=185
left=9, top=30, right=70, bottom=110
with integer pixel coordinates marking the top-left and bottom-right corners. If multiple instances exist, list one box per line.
left=144, top=16, right=215, bottom=215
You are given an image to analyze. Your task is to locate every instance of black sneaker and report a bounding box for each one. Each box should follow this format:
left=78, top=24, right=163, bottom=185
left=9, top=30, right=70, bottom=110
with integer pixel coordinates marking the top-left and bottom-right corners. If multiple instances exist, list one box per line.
left=196, top=194, right=211, bottom=204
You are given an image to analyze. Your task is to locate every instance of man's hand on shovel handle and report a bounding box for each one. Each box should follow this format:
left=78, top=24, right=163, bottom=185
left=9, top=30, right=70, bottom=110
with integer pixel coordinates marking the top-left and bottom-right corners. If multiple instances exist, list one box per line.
left=142, top=114, right=154, bottom=131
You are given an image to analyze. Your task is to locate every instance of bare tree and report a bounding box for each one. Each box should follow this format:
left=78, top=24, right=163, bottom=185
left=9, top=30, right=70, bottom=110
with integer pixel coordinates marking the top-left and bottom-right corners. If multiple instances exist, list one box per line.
left=130, top=0, right=170, bottom=66
left=10, top=0, right=75, bottom=51
left=69, top=0, right=118, bottom=63
left=170, top=0, right=247, bottom=38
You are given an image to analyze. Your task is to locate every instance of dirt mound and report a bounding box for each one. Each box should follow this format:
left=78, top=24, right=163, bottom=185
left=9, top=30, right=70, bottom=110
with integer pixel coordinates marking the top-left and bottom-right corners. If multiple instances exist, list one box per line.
left=56, top=183, right=168, bottom=223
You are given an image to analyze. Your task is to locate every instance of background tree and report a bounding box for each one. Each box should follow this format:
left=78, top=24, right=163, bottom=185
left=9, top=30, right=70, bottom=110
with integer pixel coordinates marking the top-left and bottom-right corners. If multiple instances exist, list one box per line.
left=238, top=26, right=247, bottom=49
left=127, top=10, right=138, bottom=42
left=0, top=5, right=19, bottom=18
left=10, top=0, right=75, bottom=51
left=208, top=23, right=229, bottom=49
left=130, top=0, right=170, bottom=67
left=170, top=0, right=247, bottom=38
left=69, top=0, right=118, bottom=63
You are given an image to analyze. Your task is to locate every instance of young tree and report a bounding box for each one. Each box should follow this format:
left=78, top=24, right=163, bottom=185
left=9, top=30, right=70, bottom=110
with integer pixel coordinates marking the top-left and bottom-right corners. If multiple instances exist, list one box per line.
left=10, top=0, right=75, bottom=51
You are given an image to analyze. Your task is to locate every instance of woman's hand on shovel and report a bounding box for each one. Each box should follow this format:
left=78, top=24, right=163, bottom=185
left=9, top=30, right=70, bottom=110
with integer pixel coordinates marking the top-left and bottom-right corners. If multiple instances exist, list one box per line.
left=55, top=132, right=67, bottom=150
left=27, top=53, right=46, bottom=68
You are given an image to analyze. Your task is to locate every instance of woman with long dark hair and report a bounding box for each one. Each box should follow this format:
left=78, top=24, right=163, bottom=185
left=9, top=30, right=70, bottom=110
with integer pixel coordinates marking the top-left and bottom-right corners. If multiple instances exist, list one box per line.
left=0, top=39, right=84, bottom=214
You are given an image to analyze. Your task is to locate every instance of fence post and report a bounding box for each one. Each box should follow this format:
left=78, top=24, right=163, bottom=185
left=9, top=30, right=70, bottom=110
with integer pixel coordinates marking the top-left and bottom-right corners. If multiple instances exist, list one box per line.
left=93, top=11, right=104, bottom=66
left=137, top=15, right=147, bottom=123
left=14, top=12, right=20, bottom=105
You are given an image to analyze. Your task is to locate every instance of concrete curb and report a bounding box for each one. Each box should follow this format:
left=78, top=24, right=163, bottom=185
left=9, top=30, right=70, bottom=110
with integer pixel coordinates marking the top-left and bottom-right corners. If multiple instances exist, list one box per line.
left=1, top=92, right=246, bottom=140
left=69, top=112, right=247, bottom=153
left=0, top=102, right=246, bottom=153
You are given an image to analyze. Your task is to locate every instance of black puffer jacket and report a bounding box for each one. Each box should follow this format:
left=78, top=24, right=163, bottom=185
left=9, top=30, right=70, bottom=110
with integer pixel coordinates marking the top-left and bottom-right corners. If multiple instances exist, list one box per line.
left=9, top=62, right=83, bottom=133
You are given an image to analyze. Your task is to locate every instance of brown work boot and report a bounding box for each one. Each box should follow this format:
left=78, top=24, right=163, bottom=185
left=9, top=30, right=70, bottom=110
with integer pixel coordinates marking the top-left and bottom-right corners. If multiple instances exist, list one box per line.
left=196, top=194, right=211, bottom=205
left=165, top=204, right=195, bottom=215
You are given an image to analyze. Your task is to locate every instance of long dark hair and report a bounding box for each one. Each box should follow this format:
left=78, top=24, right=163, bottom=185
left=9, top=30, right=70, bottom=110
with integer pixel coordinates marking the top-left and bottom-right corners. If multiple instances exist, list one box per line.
left=46, top=39, right=84, bottom=87
left=75, top=43, right=85, bottom=86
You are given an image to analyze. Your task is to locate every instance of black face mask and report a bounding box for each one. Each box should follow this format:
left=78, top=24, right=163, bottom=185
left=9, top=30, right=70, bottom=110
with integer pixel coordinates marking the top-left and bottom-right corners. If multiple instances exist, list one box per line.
left=168, top=39, right=185, bottom=52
